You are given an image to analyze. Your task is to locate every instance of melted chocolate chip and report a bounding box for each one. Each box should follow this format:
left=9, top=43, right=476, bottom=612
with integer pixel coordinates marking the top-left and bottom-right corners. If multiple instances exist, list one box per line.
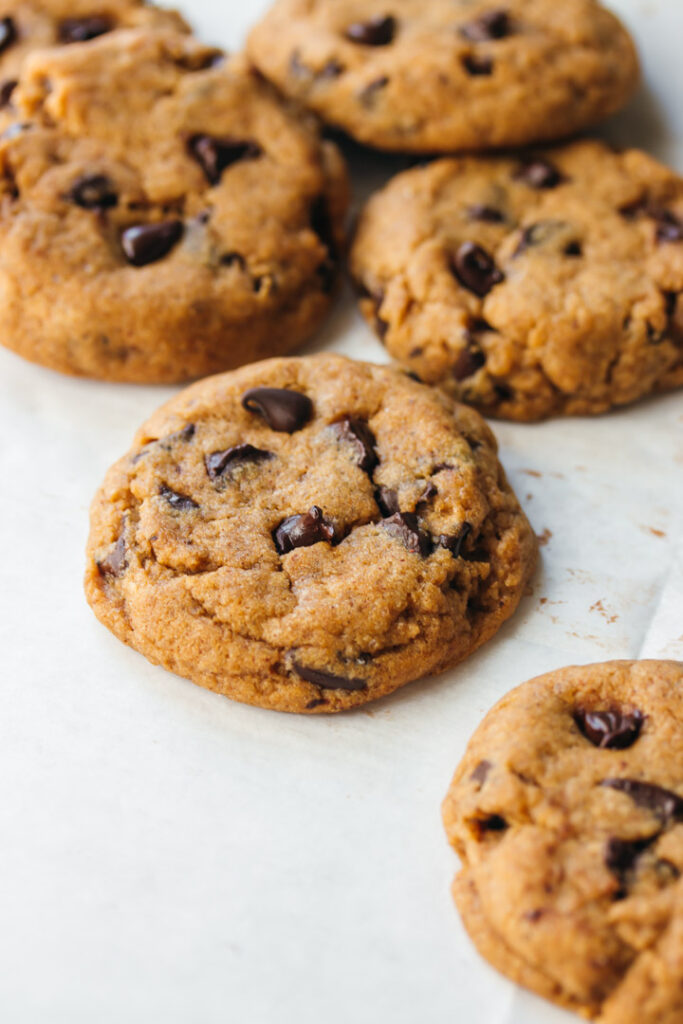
left=345, top=14, right=396, bottom=46
left=602, top=779, right=683, bottom=824
left=332, top=417, right=378, bottom=473
left=97, top=534, right=126, bottom=578
left=605, top=836, right=653, bottom=877
left=68, top=174, right=118, bottom=210
left=205, top=444, right=272, bottom=480
left=438, top=523, right=473, bottom=558
left=242, top=387, right=313, bottom=433
left=274, top=506, right=337, bottom=554
left=359, top=75, right=389, bottom=106
left=452, top=242, right=504, bottom=297
left=293, top=662, right=368, bottom=691
left=187, top=135, right=262, bottom=186
left=375, top=486, right=399, bottom=518
left=470, top=814, right=508, bottom=840
left=306, top=697, right=328, bottom=709
left=453, top=343, right=486, bottom=381
left=381, top=512, right=431, bottom=556
left=460, top=9, right=510, bottom=42
left=0, top=16, right=16, bottom=55
left=58, top=15, right=112, bottom=43
left=575, top=708, right=643, bottom=749
left=470, top=759, right=492, bottom=785
left=121, top=221, right=183, bottom=266
left=514, top=159, right=564, bottom=189
left=0, top=79, right=17, bottom=107
left=462, top=54, right=493, bottom=76
left=160, top=484, right=198, bottom=511
left=467, top=204, right=505, bottom=223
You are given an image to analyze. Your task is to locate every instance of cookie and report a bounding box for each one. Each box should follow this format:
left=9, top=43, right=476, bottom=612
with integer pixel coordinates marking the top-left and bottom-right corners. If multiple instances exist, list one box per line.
left=442, top=660, right=683, bottom=1023
left=0, top=30, right=349, bottom=381
left=247, top=0, right=639, bottom=154
left=351, top=140, right=683, bottom=421
left=84, top=354, right=537, bottom=713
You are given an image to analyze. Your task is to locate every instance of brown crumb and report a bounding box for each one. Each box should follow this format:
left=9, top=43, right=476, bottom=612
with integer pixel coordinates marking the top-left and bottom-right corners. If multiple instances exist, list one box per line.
left=537, top=529, right=552, bottom=547
left=590, top=599, right=618, bottom=624
left=522, top=469, right=542, bottom=478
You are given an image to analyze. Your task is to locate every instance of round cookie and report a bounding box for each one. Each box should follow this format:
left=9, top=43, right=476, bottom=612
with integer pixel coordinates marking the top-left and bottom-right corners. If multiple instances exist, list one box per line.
left=85, top=354, right=537, bottom=713
left=0, top=30, right=349, bottom=381
left=247, top=0, right=639, bottom=154
left=442, top=660, right=683, bottom=1023
left=351, top=140, right=683, bottom=421
left=0, top=0, right=188, bottom=103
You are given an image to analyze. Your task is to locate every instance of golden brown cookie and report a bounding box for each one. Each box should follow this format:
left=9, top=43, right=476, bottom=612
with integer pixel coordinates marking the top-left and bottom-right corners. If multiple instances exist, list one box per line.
left=0, top=30, right=349, bottom=381
left=247, top=0, right=639, bottom=153
left=443, top=660, right=683, bottom=1022
left=85, top=354, right=537, bottom=713
left=351, top=140, right=683, bottom=420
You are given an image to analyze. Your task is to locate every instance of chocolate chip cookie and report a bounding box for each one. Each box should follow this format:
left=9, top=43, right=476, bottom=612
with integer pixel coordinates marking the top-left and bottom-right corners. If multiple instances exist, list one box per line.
left=85, top=354, right=537, bottom=713
left=351, top=140, right=683, bottom=420
left=247, top=0, right=639, bottom=153
left=0, top=0, right=188, bottom=106
left=0, top=30, right=349, bottom=381
left=443, top=660, right=683, bottom=1023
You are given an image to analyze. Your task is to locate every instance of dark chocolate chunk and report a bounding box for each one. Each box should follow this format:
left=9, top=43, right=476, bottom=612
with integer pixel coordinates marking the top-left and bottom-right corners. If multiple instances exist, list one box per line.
left=274, top=506, right=337, bottom=554
left=470, top=759, right=492, bottom=785
left=97, top=534, right=126, bottom=578
left=467, top=204, right=505, bottom=223
left=375, top=486, right=399, bottom=518
left=605, top=836, right=653, bottom=877
left=575, top=708, right=643, bottom=749
left=332, top=417, right=378, bottom=473
left=0, top=16, right=17, bottom=54
left=58, top=15, right=113, bottom=43
left=462, top=54, right=493, bottom=76
left=438, top=523, right=473, bottom=558
left=654, top=209, right=683, bottom=244
left=121, top=221, right=183, bottom=266
left=514, top=158, right=564, bottom=189
left=452, top=242, right=504, bottom=297
left=345, top=15, right=396, bottom=46
left=241, top=387, right=313, bottom=433
left=564, top=240, right=583, bottom=257
left=602, top=779, right=683, bottom=824
left=381, top=512, right=431, bottom=556
left=359, top=75, right=389, bottom=106
left=205, top=444, right=273, bottom=480
left=470, top=813, right=508, bottom=839
left=68, top=174, right=118, bottom=210
left=305, top=697, right=329, bottom=709
left=160, top=484, right=198, bottom=511
left=293, top=662, right=368, bottom=691
left=460, top=9, right=510, bottom=42
left=453, top=343, right=486, bottom=381
left=0, top=79, right=17, bottom=107
left=187, top=134, right=262, bottom=186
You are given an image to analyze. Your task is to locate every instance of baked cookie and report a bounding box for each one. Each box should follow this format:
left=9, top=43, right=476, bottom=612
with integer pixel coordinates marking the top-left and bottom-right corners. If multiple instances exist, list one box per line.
left=443, top=660, right=683, bottom=1023
left=0, top=0, right=188, bottom=104
left=0, top=30, right=349, bottom=381
left=85, top=354, right=537, bottom=713
left=351, top=140, right=683, bottom=421
left=247, top=0, right=639, bottom=153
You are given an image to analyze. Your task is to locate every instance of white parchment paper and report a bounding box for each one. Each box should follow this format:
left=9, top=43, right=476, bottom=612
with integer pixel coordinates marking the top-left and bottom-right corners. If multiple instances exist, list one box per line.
left=0, top=2, right=681, bottom=1021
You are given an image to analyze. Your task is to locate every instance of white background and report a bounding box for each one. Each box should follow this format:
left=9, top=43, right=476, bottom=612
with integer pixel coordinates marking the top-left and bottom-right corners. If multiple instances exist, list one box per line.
left=1, top=1, right=682, bottom=1021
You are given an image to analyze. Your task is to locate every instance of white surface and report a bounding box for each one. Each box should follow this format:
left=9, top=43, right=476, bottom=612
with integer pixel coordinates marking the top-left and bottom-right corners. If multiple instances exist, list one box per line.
left=1, top=2, right=682, bottom=1022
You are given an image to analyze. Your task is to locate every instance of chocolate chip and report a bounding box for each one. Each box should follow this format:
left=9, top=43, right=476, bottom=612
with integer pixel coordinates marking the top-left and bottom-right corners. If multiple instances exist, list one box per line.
left=453, top=343, right=486, bottom=381
left=359, top=75, right=389, bottom=106
left=575, top=708, right=643, bottom=749
left=305, top=697, right=328, bottom=709
left=438, top=523, right=473, bottom=558
left=460, top=9, right=510, bottom=42
left=564, top=241, right=583, bottom=257
left=462, top=54, right=493, bottom=76
left=160, top=484, right=198, bottom=511
left=602, top=779, right=683, bottom=824
left=381, top=512, right=431, bottom=556
left=293, top=662, right=368, bottom=691
left=0, top=16, right=16, bottom=55
left=205, top=444, right=273, bottom=480
left=470, top=813, right=508, bottom=839
left=332, top=417, right=378, bottom=473
left=0, top=79, right=17, bottom=107
left=58, top=15, right=113, bottom=43
left=97, top=534, right=126, bottom=578
left=310, top=195, right=336, bottom=256
left=452, top=242, right=504, bottom=297
left=419, top=481, right=438, bottom=503
left=68, top=174, right=118, bottom=210
left=274, top=506, right=337, bottom=554
left=121, top=221, right=183, bottom=266
left=345, top=15, right=396, bottom=46
left=605, top=836, right=653, bottom=877
left=375, top=486, right=399, bottom=518
left=470, top=759, right=492, bottom=785
left=187, top=135, right=262, bottom=186
left=654, top=209, right=683, bottom=244
left=242, top=387, right=313, bottom=433
left=467, top=204, right=505, bottom=223
left=514, top=158, right=564, bottom=189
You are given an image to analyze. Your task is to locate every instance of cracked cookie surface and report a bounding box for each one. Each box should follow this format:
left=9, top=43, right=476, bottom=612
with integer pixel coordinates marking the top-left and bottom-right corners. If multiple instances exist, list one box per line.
left=443, top=660, right=683, bottom=1022
left=85, top=354, right=537, bottom=713
left=247, top=0, right=638, bottom=153
left=351, top=140, right=683, bottom=420
left=0, top=29, right=348, bottom=381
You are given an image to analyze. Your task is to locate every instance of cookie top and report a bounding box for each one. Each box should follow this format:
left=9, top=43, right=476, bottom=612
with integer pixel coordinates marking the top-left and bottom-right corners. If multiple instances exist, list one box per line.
left=351, top=140, right=683, bottom=421
left=0, top=0, right=188, bottom=93
left=247, top=0, right=639, bottom=153
left=85, top=355, right=537, bottom=713
left=0, top=30, right=348, bottom=381
left=443, top=660, right=683, bottom=1023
